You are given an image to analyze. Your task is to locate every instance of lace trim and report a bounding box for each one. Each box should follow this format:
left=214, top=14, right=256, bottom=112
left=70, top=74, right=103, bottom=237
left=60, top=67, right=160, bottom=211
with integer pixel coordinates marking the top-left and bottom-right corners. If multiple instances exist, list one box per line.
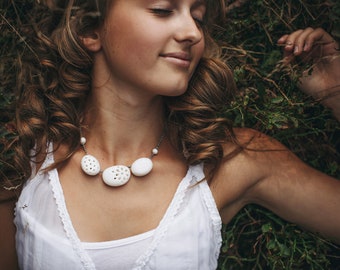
left=199, top=177, right=223, bottom=260
left=47, top=150, right=95, bottom=270
left=15, top=145, right=52, bottom=217
left=133, top=165, right=199, bottom=269
left=82, top=229, right=155, bottom=249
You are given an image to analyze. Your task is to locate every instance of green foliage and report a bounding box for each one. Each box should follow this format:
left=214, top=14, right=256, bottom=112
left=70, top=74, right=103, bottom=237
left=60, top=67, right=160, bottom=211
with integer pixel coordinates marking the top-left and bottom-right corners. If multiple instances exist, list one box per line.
left=218, top=0, right=340, bottom=269
left=218, top=206, right=340, bottom=270
left=0, top=1, right=32, bottom=182
left=1, top=0, right=339, bottom=269
left=221, top=0, right=340, bottom=174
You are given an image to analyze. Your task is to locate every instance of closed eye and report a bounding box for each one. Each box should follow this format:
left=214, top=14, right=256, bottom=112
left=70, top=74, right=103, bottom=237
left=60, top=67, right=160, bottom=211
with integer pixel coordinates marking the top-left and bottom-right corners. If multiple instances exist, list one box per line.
left=150, top=8, right=205, bottom=28
left=193, top=17, right=205, bottom=28
left=150, top=9, right=173, bottom=17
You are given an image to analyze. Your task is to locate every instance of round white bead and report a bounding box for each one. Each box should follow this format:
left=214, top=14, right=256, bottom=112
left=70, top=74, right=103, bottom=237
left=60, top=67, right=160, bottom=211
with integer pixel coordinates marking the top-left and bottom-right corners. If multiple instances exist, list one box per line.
left=102, top=165, right=131, bottom=187
left=80, top=137, right=87, bottom=145
left=131, top=158, right=153, bottom=177
left=152, top=148, right=159, bottom=155
left=81, top=154, right=100, bottom=176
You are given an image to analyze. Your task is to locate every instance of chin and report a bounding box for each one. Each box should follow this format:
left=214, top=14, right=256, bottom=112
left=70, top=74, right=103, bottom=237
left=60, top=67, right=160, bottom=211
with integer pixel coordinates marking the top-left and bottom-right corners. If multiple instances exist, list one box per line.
left=167, top=85, right=189, bottom=97
left=169, top=80, right=190, bottom=96
left=153, top=74, right=190, bottom=97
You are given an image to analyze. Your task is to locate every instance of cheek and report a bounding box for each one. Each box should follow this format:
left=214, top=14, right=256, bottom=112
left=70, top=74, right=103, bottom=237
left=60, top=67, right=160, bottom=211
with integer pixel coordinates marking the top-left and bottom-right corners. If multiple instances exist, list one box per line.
left=198, top=41, right=205, bottom=59
left=190, top=41, right=205, bottom=76
left=103, top=24, right=160, bottom=63
left=194, top=37, right=205, bottom=64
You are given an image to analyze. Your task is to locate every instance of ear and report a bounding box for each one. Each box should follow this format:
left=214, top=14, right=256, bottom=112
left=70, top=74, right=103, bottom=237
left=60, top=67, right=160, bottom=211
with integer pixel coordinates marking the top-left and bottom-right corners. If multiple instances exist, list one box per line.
left=81, top=32, right=102, bottom=52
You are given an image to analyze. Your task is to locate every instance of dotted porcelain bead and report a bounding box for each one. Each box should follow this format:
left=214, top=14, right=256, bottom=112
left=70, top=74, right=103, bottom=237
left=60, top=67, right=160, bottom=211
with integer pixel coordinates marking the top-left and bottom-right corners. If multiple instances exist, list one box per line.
left=102, top=166, right=131, bottom=187
left=81, top=154, right=100, bottom=176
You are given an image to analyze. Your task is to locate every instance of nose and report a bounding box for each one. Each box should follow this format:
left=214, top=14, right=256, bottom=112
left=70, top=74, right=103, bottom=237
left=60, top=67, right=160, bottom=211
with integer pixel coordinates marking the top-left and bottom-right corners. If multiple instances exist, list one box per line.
left=174, top=12, right=203, bottom=45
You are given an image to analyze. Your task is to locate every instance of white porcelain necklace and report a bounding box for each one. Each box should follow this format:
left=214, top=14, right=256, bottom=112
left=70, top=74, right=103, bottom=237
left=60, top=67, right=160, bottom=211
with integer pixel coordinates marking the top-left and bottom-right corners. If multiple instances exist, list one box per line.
left=80, top=133, right=165, bottom=187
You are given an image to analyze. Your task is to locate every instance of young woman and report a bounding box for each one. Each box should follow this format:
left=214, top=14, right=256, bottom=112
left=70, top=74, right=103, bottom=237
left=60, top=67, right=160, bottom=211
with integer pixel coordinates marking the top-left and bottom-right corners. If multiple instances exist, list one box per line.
left=1, top=0, right=339, bottom=269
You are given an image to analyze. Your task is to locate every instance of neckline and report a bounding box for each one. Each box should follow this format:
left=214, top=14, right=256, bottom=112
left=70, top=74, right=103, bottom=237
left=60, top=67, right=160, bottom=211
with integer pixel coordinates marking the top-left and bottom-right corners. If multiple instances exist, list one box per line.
left=82, top=229, right=156, bottom=249
left=47, top=147, right=204, bottom=269
left=52, top=166, right=195, bottom=242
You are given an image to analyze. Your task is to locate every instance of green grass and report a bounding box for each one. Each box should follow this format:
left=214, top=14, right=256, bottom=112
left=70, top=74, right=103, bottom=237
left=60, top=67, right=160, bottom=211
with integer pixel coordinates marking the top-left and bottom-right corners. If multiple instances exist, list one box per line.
left=217, top=0, right=340, bottom=269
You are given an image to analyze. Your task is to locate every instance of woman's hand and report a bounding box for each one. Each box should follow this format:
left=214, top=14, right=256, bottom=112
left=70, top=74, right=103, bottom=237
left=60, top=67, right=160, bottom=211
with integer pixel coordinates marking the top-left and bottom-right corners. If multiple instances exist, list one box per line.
left=278, top=27, right=340, bottom=120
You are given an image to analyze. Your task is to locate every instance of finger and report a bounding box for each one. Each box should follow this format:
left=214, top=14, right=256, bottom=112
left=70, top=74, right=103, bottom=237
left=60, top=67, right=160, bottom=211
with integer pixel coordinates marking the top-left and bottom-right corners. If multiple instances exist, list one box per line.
left=277, top=35, right=291, bottom=57
left=278, top=34, right=292, bottom=57
left=280, top=29, right=304, bottom=54
left=277, top=34, right=289, bottom=45
left=292, top=27, right=315, bottom=55
left=304, top=28, right=335, bottom=51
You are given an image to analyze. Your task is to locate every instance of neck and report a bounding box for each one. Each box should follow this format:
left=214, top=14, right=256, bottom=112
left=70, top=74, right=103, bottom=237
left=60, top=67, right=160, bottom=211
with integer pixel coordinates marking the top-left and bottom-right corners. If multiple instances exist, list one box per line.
left=80, top=89, right=166, bottom=164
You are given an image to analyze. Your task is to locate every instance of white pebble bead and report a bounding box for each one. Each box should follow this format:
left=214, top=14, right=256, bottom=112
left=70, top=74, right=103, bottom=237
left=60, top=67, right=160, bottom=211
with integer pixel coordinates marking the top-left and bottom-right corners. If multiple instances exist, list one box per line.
left=152, top=148, right=159, bottom=155
left=131, top=158, right=153, bottom=177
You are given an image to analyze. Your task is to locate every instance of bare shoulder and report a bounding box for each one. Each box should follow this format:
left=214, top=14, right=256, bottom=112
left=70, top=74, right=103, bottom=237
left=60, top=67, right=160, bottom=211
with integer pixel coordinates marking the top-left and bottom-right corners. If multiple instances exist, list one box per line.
left=212, top=128, right=297, bottom=218
left=221, top=127, right=292, bottom=178
left=221, top=127, right=312, bottom=188
left=0, top=189, right=19, bottom=270
left=233, top=127, right=299, bottom=166
left=232, top=127, right=287, bottom=151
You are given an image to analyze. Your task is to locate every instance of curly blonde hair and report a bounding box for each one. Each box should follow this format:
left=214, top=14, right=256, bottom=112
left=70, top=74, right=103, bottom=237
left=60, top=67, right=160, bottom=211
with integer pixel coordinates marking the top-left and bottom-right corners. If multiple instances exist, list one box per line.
left=2, top=0, right=238, bottom=189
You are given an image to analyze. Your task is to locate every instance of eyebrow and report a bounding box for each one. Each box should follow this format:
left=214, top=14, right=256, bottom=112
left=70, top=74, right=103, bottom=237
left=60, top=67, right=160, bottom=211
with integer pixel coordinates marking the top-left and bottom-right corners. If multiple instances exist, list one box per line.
left=194, top=0, right=206, bottom=6
left=193, top=0, right=206, bottom=9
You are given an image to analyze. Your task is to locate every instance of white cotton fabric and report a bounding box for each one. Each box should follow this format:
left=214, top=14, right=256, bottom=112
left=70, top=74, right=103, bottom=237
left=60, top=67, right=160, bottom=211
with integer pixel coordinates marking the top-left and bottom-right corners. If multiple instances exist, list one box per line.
left=14, top=147, right=222, bottom=270
left=83, top=230, right=155, bottom=270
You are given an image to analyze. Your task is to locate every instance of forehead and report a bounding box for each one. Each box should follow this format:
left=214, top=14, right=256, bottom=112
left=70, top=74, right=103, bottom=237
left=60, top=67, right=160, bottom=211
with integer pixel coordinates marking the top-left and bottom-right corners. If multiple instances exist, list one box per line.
left=103, top=0, right=222, bottom=24
left=145, top=0, right=206, bottom=6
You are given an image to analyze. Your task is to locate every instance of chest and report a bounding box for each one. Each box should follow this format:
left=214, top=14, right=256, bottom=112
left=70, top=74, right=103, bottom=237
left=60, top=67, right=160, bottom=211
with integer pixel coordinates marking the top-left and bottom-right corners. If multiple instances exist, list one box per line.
left=58, top=160, right=186, bottom=242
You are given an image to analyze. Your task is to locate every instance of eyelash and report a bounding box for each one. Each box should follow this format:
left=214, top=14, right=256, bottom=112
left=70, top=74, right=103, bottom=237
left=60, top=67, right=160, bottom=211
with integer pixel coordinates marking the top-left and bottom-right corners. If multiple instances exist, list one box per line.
left=150, top=9, right=205, bottom=27
left=194, top=17, right=205, bottom=27
left=150, top=9, right=173, bottom=16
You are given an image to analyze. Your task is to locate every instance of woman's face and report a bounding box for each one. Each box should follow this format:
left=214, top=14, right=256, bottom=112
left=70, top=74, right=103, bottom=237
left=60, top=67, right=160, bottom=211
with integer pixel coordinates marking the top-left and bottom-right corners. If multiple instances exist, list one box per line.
left=96, top=0, right=206, bottom=97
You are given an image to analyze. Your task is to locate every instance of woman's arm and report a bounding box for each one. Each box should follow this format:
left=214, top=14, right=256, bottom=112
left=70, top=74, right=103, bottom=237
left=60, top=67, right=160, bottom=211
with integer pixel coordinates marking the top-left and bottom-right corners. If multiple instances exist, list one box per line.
left=278, top=27, right=340, bottom=120
left=0, top=191, right=19, bottom=270
left=239, top=130, right=340, bottom=243
left=217, top=128, right=340, bottom=244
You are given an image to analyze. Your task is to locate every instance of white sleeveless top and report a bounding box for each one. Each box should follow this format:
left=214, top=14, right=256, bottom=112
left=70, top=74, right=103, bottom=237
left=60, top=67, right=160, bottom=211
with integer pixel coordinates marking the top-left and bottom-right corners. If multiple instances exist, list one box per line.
left=14, top=149, right=222, bottom=269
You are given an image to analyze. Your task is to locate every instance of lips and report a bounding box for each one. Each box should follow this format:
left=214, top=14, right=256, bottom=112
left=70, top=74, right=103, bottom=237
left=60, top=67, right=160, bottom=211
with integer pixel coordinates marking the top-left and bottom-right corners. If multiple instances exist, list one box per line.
left=160, top=52, right=192, bottom=68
